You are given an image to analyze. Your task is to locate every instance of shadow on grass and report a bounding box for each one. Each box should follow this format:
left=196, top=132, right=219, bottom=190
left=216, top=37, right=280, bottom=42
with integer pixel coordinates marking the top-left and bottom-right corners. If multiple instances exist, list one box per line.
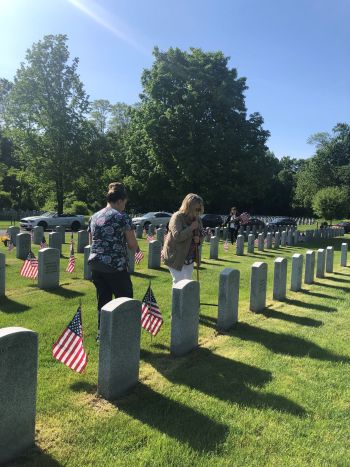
left=324, top=275, right=350, bottom=283
left=313, top=281, right=350, bottom=292
left=0, top=296, right=31, bottom=313
left=70, top=380, right=228, bottom=452
left=213, top=258, right=240, bottom=263
left=302, top=290, right=339, bottom=300
left=199, top=314, right=217, bottom=329
left=261, top=308, right=323, bottom=327
left=43, top=287, right=85, bottom=299
left=284, top=297, right=337, bottom=313
left=232, top=322, right=349, bottom=363
left=142, top=348, right=306, bottom=417
left=132, top=271, right=157, bottom=279
left=8, top=445, right=63, bottom=466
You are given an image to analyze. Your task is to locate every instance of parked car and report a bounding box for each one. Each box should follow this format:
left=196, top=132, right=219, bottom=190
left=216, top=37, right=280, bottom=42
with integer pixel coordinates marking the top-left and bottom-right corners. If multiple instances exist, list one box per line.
left=20, top=212, right=85, bottom=231
left=201, top=214, right=223, bottom=229
left=244, top=217, right=265, bottom=229
left=131, top=212, right=172, bottom=229
left=267, top=217, right=297, bottom=227
left=336, top=221, right=350, bottom=233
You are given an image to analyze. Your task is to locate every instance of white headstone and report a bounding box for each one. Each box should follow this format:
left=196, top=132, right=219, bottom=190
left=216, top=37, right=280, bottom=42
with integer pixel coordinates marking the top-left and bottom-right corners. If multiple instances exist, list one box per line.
left=291, top=254, right=303, bottom=291
left=316, top=249, right=325, bottom=278
left=326, top=246, right=334, bottom=273
left=304, top=250, right=315, bottom=284
left=148, top=240, right=161, bottom=269
left=250, top=262, right=267, bottom=312
left=273, top=257, right=287, bottom=301
left=236, top=235, right=244, bottom=255
left=341, top=243, right=348, bottom=267
left=38, top=248, right=60, bottom=289
left=217, top=268, right=240, bottom=331
left=16, top=232, right=31, bottom=260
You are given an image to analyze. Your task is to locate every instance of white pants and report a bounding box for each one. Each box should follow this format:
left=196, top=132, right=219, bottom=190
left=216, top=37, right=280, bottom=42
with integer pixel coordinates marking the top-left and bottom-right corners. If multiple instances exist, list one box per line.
left=168, top=263, right=194, bottom=285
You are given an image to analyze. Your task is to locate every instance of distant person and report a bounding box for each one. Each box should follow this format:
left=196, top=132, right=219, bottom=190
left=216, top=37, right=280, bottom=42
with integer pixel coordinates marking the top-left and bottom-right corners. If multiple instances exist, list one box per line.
left=224, top=207, right=240, bottom=244
left=163, top=193, right=204, bottom=284
left=88, top=182, right=140, bottom=341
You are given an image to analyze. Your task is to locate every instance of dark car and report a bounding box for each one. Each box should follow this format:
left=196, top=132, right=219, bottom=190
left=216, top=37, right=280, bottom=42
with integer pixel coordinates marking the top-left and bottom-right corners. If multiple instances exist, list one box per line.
left=336, top=221, right=350, bottom=233
left=244, top=217, right=265, bottom=228
left=201, top=214, right=223, bottom=229
left=267, top=217, right=297, bottom=227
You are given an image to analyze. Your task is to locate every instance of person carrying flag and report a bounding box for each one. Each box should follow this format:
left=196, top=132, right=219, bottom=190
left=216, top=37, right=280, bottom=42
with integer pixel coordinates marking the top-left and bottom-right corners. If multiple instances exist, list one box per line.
left=223, top=207, right=240, bottom=244
left=163, top=193, right=204, bottom=285
left=87, top=182, right=140, bottom=341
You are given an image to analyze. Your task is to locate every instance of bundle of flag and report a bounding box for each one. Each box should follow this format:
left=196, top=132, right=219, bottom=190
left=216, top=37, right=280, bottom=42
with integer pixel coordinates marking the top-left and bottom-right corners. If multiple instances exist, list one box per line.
left=135, top=249, right=144, bottom=264
left=20, top=251, right=38, bottom=279
left=52, top=306, right=87, bottom=373
left=239, top=212, right=251, bottom=225
left=66, top=240, right=75, bottom=273
left=146, top=234, right=154, bottom=242
left=224, top=240, right=229, bottom=251
left=141, top=285, right=163, bottom=336
left=40, top=235, right=47, bottom=249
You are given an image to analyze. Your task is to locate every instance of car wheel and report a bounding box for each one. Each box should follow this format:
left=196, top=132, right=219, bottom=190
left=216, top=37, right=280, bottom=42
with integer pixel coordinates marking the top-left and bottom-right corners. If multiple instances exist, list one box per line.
left=37, top=221, right=47, bottom=230
left=71, top=221, right=81, bottom=231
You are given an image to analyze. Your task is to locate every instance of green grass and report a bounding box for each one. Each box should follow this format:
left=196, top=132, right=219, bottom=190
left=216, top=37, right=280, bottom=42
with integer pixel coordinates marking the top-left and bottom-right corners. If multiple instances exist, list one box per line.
left=1, top=232, right=350, bottom=466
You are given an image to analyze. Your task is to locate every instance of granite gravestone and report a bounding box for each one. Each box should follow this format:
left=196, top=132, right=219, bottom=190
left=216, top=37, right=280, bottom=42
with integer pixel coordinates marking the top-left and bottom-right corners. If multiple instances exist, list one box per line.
left=0, top=252, right=5, bottom=296
left=250, top=262, right=267, bottom=312
left=156, top=228, right=164, bottom=245
left=84, top=245, right=92, bottom=280
left=0, top=327, right=38, bottom=465
left=48, top=232, right=62, bottom=255
left=136, top=224, right=143, bottom=239
left=316, top=249, right=325, bottom=278
left=258, top=233, right=264, bottom=251
left=55, top=225, right=66, bottom=244
left=38, top=248, right=60, bottom=289
left=341, top=243, right=348, bottom=267
left=326, top=246, right=334, bottom=273
left=7, top=226, right=20, bottom=246
left=148, top=240, right=161, bottom=269
left=291, top=254, right=303, bottom=291
left=266, top=232, right=273, bottom=249
left=170, top=279, right=200, bottom=357
left=273, top=257, right=287, bottom=301
left=77, top=230, right=89, bottom=253
left=281, top=231, right=287, bottom=247
left=236, top=235, right=244, bottom=256
left=217, top=268, right=240, bottom=331
left=247, top=234, right=254, bottom=253
left=33, top=226, right=44, bottom=245
left=304, top=250, right=315, bottom=284
left=98, top=298, right=141, bottom=400
left=209, top=236, right=219, bottom=259
left=16, top=232, right=31, bottom=260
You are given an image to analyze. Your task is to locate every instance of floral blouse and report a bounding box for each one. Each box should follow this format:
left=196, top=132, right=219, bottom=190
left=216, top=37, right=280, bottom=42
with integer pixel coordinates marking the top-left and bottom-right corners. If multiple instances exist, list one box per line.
left=87, top=207, right=132, bottom=272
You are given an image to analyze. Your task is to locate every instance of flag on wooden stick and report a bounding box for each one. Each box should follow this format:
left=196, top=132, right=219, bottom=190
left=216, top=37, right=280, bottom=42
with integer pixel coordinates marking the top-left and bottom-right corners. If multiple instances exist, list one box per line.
left=141, top=286, right=163, bottom=336
left=66, top=239, right=75, bottom=273
left=135, top=249, right=144, bottom=264
left=52, top=306, right=87, bottom=373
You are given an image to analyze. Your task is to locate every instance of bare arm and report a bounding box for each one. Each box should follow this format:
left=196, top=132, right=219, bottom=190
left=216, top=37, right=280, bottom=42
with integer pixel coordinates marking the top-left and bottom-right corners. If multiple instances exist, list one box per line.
left=125, top=229, right=139, bottom=251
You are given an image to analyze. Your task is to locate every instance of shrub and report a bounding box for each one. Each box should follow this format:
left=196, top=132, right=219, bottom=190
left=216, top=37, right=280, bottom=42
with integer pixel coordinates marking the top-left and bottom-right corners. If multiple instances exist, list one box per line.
left=312, top=187, right=349, bottom=223
left=0, top=191, right=12, bottom=209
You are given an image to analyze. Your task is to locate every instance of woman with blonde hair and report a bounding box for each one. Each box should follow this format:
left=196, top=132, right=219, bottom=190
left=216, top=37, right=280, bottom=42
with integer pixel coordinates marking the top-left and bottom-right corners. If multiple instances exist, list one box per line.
left=163, top=193, right=204, bottom=284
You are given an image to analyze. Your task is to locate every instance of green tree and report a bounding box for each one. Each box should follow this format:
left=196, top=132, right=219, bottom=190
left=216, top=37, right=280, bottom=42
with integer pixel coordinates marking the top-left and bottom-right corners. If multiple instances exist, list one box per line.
left=312, top=187, right=349, bottom=224
left=294, top=123, right=350, bottom=210
left=89, top=99, right=112, bottom=133
left=4, top=34, right=90, bottom=213
left=124, top=47, right=271, bottom=212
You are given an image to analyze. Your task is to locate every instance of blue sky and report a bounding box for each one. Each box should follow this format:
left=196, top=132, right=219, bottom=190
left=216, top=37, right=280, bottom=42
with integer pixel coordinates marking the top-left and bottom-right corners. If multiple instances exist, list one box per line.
left=0, top=0, right=349, bottom=159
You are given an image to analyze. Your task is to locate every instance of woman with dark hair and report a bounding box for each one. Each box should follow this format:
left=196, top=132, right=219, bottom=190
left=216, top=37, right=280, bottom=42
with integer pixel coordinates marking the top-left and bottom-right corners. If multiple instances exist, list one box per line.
left=224, top=207, right=240, bottom=244
left=88, top=182, right=139, bottom=341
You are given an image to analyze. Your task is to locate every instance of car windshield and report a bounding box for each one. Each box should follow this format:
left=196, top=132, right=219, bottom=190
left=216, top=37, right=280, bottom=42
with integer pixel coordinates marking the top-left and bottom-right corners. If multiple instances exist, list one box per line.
left=40, top=211, right=56, bottom=217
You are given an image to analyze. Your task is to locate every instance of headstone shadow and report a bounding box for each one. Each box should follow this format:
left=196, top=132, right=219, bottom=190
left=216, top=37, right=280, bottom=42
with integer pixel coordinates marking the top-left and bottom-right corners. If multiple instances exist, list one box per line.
left=302, top=290, right=339, bottom=300
left=231, top=322, right=349, bottom=363
left=313, top=281, right=350, bottom=292
left=7, top=447, right=63, bottom=466
left=70, top=380, right=228, bottom=452
left=142, top=348, right=306, bottom=417
left=284, top=297, right=337, bottom=313
left=43, top=287, right=85, bottom=298
left=0, top=296, right=31, bottom=313
left=261, top=308, right=323, bottom=327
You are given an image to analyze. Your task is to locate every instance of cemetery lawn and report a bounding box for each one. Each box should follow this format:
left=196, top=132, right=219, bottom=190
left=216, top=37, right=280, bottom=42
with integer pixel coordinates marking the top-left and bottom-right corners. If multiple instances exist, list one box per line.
left=1, top=233, right=350, bottom=466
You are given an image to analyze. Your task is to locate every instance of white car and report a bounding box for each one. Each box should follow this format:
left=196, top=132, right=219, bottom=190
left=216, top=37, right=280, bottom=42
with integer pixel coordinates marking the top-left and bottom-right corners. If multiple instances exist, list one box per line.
left=20, top=212, right=85, bottom=231
left=132, top=211, right=172, bottom=229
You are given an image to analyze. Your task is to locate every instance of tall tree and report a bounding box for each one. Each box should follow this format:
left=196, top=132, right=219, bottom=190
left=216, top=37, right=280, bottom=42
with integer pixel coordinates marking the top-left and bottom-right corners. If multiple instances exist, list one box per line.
left=4, top=34, right=90, bottom=213
left=124, top=47, right=271, bottom=212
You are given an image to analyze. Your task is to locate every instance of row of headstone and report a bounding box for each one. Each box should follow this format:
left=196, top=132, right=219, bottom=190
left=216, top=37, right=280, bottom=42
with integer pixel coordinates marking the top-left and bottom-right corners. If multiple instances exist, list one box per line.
left=1, top=240, right=348, bottom=463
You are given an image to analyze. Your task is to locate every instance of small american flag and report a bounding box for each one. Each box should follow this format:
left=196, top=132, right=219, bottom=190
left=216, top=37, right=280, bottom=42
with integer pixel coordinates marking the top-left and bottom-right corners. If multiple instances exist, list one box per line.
left=66, top=241, right=75, bottom=273
left=146, top=235, right=154, bottom=242
left=40, top=236, right=47, bottom=249
left=135, top=249, right=144, bottom=264
left=141, top=286, right=163, bottom=336
left=52, top=306, right=87, bottom=373
left=20, top=251, right=38, bottom=279
left=239, top=212, right=251, bottom=225
left=224, top=240, right=229, bottom=251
